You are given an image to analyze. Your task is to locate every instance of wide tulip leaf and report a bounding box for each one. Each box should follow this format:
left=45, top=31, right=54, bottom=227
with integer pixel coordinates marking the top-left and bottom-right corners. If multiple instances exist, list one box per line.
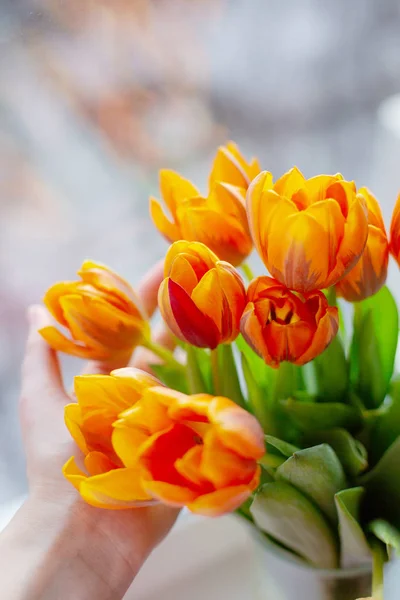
left=368, top=519, right=400, bottom=554
left=281, top=399, right=363, bottom=432
left=150, top=363, right=189, bottom=394
left=265, top=435, right=299, bottom=458
left=276, top=444, right=346, bottom=523
left=305, top=429, right=368, bottom=477
left=360, top=437, right=400, bottom=528
left=371, top=378, right=400, bottom=463
left=250, top=482, right=339, bottom=569
left=334, top=487, right=372, bottom=568
left=350, top=286, right=398, bottom=409
left=313, top=336, right=349, bottom=402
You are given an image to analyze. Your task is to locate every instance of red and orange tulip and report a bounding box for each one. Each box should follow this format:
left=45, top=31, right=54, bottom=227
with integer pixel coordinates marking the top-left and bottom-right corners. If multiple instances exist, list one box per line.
left=336, top=188, right=389, bottom=301
left=63, top=368, right=160, bottom=509
left=150, top=142, right=259, bottom=265
left=240, top=277, right=338, bottom=367
left=113, top=386, right=265, bottom=516
left=209, top=141, right=261, bottom=190
left=158, top=241, right=246, bottom=349
left=247, top=168, right=369, bottom=293
left=40, top=261, right=149, bottom=362
left=390, top=193, right=400, bottom=267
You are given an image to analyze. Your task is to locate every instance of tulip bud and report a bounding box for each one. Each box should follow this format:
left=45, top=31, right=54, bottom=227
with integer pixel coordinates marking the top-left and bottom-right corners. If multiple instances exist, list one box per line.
left=247, top=168, right=369, bottom=293
left=40, top=261, right=149, bottom=362
left=158, top=241, right=246, bottom=348
left=336, top=188, right=388, bottom=301
left=240, top=277, right=339, bottom=367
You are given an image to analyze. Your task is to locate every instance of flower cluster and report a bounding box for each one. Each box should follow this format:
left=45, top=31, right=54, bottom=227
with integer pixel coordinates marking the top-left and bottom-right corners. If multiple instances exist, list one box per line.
left=39, top=141, right=400, bottom=591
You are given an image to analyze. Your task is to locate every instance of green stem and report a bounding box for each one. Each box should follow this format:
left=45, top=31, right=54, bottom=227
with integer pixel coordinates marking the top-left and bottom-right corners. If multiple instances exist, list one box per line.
left=326, top=286, right=337, bottom=306
left=186, top=344, right=205, bottom=394
left=241, top=262, right=255, bottom=282
left=219, top=344, right=246, bottom=407
left=141, top=338, right=185, bottom=372
left=371, top=539, right=385, bottom=600
left=211, top=348, right=222, bottom=395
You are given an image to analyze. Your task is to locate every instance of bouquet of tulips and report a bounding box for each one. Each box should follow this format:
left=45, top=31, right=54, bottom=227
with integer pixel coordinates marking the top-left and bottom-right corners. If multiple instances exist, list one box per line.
left=40, top=142, right=400, bottom=598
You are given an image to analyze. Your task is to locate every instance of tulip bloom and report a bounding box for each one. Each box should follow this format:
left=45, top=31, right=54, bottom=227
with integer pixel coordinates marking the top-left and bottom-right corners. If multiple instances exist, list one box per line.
left=158, top=241, right=246, bottom=349
left=240, top=277, right=338, bottom=367
left=247, top=168, right=369, bottom=293
left=63, top=368, right=160, bottom=509
left=336, top=188, right=389, bottom=301
left=390, top=193, right=400, bottom=267
left=209, top=141, right=261, bottom=190
left=113, top=386, right=265, bottom=516
left=40, top=261, right=149, bottom=362
left=150, top=170, right=253, bottom=265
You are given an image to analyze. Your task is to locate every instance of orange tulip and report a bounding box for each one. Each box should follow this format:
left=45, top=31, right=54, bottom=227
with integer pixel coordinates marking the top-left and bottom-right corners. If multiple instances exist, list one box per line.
left=158, top=241, right=246, bottom=349
left=390, top=193, right=400, bottom=267
left=40, top=261, right=149, bottom=362
left=113, top=386, right=265, bottom=516
left=209, top=140, right=261, bottom=190
left=240, top=277, right=338, bottom=367
left=150, top=160, right=255, bottom=266
left=247, top=168, right=369, bottom=293
left=63, top=368, right=160, bottom=509
left=336, top=188, right=389, bottom=301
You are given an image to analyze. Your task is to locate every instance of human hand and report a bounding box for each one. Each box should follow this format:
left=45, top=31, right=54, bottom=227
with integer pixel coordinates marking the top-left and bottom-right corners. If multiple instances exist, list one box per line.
left=1, top=262, right=179, bottom=600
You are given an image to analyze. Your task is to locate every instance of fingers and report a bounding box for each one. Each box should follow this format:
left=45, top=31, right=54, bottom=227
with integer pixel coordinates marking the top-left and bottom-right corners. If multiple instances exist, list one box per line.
left=137, top=259, right=164, bottom=318
left=21, top=305, right=64, bottom=398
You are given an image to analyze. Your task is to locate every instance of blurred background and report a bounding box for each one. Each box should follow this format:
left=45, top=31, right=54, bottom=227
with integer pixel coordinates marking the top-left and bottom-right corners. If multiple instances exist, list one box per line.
left=2, top=0, right=400, bottom=512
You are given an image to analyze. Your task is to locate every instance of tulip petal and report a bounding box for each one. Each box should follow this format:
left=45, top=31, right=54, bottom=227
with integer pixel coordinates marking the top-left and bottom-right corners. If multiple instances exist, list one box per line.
left=112, top=423, right=149, bottom=468
left=117, top=393, right=171, bottom=434
left=169, top=255, right=199, bottom=295
left=178, top=206, right=252, bottom=266
left=187, top=468, right=261, bottom=516
left=209, top=144, right=252, bottom=188
left=150, top=197, right=181, bottom=242
left=63, top=456, right=88, bottom=491
left=296, top=306, right=339, bottom=365
left=240, top=302, right=273, bottom=365
left=273, top=166, right=306, bottom=198
left=326, top=195, right=368, bottom=287
left=208, top=397, right=265, bottom=459
left=84, top=451, right=118, bottom=476
left=74, top=374, right=134, bottom=416
left=64, top=403, right=88, bottom=454
left=79, top=467, right=153, bottom=508
left=191, top=268, right=224, bottom=332
left=175, top=446, right=211, bottom=488
left=43, top=281, right=80, bottom=326
left=142, top=480, right=198, bottom=505
left=304, top=199, right=345, bottom=273
left=390, top=194, right=400, bottom=263
left=39, top=325, right=100, bottom=359
left=209, top=182, right=248, bottom=228
left=78, top=261, right=146, bottom=317
left=164, top=241, right=218, bottom=277
left=265, top=320, right=314, bottom=364
left=246, top=171, right=274, bottom=261
left=201, top=430, right=256, bottom=487
left=159, top=169, right=199, bottom=217
left=159, top=278, right=220, bottom=348
left=168, top=392, right=212, bottom=421
left=336, top=225, right=389, bottom=302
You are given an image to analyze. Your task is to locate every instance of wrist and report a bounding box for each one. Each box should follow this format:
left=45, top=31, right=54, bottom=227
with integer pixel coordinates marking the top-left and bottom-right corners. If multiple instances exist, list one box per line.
left=0, top=493, right=136, bottom=600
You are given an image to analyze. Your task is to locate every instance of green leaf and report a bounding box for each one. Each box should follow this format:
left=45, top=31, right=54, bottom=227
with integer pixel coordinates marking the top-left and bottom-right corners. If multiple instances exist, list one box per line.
left=235, top=335, right=271, bottom=390
left=361, top=437, right=400, bottom=528
left=304, top=429, right=368, bottom=477
left=250, top=482, right=339, bottom=569
left=150, top=363, right=188, bottom=394
left=241, top=353, right=270, bottom=431
left=218, top=344, right=246, bottom=408
left=350, top=286, right=398, bottom=408
left=186, top=344, right=207, bottom=393
left=265, top=435, right=299, bottom=458
left=371, top=378, right=400, bottom=462
left=276, top=444, right=346, bottom=523
left=369, top=519, right=400, bottom=553
left=334, top=487, right=372, bottom=568
left=281, top=399, right=363, bottom=432
left=313, top=336, right=349, bottom=402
